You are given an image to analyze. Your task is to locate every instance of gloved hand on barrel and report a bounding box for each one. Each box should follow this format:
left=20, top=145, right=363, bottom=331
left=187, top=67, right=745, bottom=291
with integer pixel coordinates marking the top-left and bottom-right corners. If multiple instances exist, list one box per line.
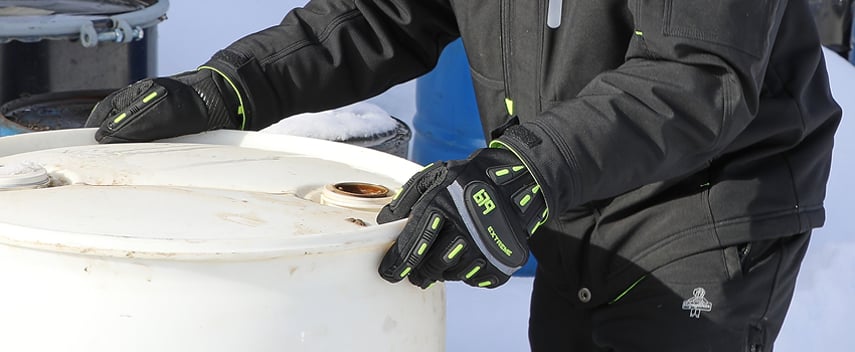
left=85, top=67, right=246, bottom=143
left=377, top=146, right=548, bottom=289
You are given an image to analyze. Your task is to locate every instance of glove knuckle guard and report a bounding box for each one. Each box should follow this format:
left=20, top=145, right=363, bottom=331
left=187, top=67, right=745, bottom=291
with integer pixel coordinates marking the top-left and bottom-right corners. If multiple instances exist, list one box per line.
left=378, top=148, right=546, bottom=289
left=376, top=163, right=446, bottom=224
left=87, top=70, right=240, bottom=143
left=378, top=209, right=445, bottom=283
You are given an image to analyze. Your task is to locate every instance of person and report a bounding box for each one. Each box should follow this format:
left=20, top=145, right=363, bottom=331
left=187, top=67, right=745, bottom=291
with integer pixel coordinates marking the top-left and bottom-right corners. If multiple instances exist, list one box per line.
left=85, top=0, right=842, bottom=350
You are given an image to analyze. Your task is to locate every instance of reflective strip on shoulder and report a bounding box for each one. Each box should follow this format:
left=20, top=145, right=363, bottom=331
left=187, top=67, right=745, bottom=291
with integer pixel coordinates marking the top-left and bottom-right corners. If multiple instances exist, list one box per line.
left=547, top=0, right=562, bottom=28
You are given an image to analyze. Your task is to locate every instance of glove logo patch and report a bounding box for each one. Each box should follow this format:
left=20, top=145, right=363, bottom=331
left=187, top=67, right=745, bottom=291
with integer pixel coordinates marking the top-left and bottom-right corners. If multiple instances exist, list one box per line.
left=472, top=188, right=496, bottom=215
left=462, top=181, right=527, bottom=269
left=487, top=226, right=513, bottom=257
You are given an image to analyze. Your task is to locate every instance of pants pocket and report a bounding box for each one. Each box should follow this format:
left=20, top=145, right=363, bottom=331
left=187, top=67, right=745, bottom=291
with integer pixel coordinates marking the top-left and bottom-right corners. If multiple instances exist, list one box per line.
left=738, top=238, right=781, bottom=276
left=653, top=246, right=736, bottom=285
left=746, top=322, right=768, bottom=352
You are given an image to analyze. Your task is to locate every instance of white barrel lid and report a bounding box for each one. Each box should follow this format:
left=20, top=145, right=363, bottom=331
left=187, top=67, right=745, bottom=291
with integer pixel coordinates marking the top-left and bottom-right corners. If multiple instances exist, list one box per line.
left=0, top=129, right=420, bottom=259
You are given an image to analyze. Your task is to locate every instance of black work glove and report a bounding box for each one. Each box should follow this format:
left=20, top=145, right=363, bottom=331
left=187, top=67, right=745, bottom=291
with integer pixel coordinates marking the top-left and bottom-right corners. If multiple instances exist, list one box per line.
left=377, top=147, right=548, bottom=289
left=85, top=68, right=245, bottom=143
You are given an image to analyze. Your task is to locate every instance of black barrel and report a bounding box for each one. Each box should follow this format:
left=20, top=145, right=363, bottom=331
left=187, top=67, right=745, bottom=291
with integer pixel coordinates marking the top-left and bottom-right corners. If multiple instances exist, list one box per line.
left=0, top=89, right=110, bottom=135
left=0, top=0, right=169, bottom=105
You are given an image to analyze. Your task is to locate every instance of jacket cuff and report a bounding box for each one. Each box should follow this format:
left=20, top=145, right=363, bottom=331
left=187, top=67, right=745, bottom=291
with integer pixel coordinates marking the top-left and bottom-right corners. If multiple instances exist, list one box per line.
left=492, top=124, right=578, bottom=216
left=490, top=127, right=555, bottom=224
left=203, top=49, right=284, bottom=130
left=197, top=66, right=247, bottom=130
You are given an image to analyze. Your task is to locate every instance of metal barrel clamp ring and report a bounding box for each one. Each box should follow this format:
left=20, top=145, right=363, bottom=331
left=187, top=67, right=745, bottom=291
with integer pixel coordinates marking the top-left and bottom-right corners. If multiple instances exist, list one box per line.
left=79, top=18, right=144, bottom=48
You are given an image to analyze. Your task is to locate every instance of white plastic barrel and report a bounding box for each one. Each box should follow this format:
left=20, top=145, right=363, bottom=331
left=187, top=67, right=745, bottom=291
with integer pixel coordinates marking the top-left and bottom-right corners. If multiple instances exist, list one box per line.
left=0, top=129, right=444, bottom=352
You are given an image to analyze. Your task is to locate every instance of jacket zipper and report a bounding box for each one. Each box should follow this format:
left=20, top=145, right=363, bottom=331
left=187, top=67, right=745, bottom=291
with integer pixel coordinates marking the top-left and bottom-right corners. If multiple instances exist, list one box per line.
left=500, top=0, right=514, bottom=116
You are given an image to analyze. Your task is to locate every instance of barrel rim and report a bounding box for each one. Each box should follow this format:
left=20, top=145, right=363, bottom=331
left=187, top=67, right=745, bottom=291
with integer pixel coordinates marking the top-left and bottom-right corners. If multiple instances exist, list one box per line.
left=0, top=129, right=419, bottom=260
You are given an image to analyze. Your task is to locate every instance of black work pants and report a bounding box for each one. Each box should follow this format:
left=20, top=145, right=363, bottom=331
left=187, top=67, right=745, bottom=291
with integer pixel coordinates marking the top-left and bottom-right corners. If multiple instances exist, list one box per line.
left=529, top=232, right=811, bottom=351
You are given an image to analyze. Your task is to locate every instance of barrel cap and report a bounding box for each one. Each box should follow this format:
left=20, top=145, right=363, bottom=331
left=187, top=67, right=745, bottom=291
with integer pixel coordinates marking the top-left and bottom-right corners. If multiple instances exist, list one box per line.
left=0, top=162, right=49, bottom=190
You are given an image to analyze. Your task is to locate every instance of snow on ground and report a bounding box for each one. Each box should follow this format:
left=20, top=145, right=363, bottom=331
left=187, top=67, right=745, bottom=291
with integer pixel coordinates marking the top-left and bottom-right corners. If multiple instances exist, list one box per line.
left=159, top=2, right=855, bottom=351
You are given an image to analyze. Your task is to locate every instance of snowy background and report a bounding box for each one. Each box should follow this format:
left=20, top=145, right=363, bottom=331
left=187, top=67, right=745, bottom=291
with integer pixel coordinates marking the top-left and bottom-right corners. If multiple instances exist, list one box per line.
left=156, top=1, right=853, bottom=351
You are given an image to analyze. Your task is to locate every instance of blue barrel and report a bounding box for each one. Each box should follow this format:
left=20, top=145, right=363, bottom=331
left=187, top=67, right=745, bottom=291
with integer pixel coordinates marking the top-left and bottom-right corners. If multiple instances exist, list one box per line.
left=412, top=39, right=537, bottom=276
left=0, top=117, right=28, bottom=137
left=411, top=39, right=486, bottom=164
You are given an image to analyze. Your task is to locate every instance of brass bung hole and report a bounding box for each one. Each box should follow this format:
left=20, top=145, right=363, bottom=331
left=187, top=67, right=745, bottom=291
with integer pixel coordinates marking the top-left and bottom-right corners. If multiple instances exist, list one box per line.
left=331, top=182, right=390, bottom=198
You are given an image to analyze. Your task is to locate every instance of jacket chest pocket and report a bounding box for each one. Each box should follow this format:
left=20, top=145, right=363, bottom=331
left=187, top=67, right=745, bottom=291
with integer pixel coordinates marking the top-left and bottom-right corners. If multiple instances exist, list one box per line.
left=663, top=0, right=778, bottom=59
left=453, top=1, right=504, bottom=86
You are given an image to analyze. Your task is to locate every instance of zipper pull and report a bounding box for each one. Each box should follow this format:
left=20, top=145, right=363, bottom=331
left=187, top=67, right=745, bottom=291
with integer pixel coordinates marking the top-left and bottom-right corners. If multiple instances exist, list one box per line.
left=547, top=0, right=562, bottom=28
left=505, top=97, right=515, bottom=116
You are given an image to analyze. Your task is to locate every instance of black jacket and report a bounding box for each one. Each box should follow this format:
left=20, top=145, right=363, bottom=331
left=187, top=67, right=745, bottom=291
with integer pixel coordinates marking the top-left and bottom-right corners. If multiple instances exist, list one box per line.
left=204, top=0, right=841, bottom=303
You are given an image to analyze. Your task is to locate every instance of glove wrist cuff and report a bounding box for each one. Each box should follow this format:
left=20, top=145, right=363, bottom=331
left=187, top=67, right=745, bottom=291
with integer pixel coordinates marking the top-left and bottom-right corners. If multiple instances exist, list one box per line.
left=198, top=66, right=246, bottom=130
left=204, top=51, right=285, bottom=130
left=489, top=139, right=550, bottom=234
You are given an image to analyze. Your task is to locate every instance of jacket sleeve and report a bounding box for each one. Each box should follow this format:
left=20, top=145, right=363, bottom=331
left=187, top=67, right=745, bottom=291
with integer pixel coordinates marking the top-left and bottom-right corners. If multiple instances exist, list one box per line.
left=201, top=0, right=458, bottom=130
left=497, top=0, right=791, bottom=213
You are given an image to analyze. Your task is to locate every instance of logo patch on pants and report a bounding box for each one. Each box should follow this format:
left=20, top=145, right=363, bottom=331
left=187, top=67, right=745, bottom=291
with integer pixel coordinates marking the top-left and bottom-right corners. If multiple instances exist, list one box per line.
left=682, top=287, right=713, bottom=318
